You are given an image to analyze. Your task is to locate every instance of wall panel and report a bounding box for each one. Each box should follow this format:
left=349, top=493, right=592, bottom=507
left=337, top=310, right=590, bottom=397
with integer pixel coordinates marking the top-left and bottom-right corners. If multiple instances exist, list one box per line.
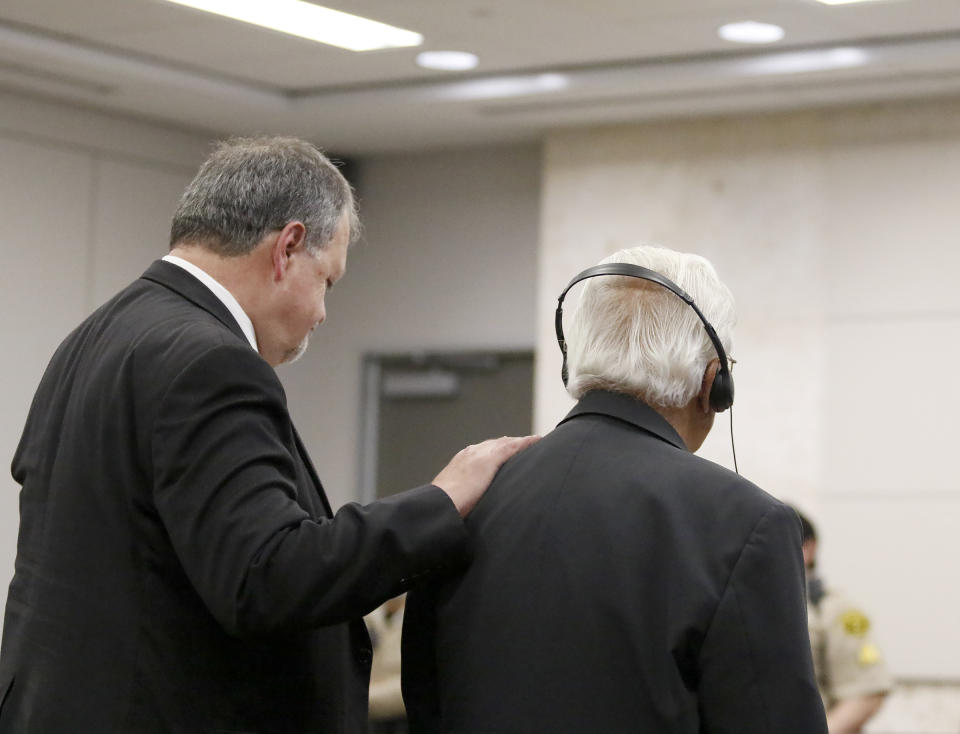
left=538, top=99, right=960, bottom=679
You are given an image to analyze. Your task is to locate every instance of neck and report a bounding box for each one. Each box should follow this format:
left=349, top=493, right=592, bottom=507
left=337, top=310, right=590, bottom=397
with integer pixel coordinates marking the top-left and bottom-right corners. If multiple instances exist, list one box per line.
left=169, top=242, right=265, bottom=315
left=170, top=237, right=293, bottom=367
left=169, top=242, right=283, bottom=363
left=171, top=243, right=238, bottom=288
left=655, top=400, right=714, bottom=452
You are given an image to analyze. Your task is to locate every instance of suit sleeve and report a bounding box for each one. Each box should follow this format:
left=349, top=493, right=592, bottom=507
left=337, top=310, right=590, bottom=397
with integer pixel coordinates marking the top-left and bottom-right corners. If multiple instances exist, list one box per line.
left=150, top=342, right=469, bottom=636
left=697, top=503, right=828, bottom=734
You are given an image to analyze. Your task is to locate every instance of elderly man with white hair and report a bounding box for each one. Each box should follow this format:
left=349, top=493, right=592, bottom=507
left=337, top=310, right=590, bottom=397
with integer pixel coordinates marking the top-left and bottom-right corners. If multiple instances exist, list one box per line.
left=402, top=245, right=827, bottom=734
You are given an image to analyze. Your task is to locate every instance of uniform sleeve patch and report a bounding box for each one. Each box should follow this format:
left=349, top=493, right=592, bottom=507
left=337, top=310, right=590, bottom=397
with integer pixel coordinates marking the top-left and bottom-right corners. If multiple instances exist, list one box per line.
left=858, top=642, right=882, bottom=666
left=841, top=609, right=871, bottom=637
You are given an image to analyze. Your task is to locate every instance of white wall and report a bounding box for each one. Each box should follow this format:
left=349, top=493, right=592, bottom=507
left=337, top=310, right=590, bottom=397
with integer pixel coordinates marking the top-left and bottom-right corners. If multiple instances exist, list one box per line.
left=535, top=98, right=960, bottom=684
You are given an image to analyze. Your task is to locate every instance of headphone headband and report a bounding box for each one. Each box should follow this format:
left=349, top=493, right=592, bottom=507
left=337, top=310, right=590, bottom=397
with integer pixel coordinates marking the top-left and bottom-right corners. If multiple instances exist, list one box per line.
left=555, top=262, right=734, bottom=412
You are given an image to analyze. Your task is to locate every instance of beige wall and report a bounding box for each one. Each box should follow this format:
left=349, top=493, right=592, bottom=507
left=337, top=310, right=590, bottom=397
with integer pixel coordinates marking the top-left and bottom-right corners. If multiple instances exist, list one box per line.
left=536, top=99, right=960, bottom=685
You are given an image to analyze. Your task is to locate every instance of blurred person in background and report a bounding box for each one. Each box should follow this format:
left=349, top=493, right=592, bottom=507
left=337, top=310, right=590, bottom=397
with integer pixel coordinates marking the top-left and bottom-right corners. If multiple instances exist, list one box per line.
left=367, top=594, right=408, bottom=734
left=402, top=245, right=826, bottom=734
left=0, top=135, right=535, bottom=733
left=794, top=508, right=892, bottom=734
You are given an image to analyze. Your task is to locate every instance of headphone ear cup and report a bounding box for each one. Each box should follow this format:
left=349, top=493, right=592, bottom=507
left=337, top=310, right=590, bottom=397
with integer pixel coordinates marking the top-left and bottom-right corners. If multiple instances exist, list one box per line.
left=709, top=368, right=734, bottom=412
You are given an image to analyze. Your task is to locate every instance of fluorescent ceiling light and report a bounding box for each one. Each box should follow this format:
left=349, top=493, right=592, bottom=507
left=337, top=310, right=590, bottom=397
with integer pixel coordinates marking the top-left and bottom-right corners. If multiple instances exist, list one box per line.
left=814, top=0, right=891, bottom=4
left=162, top=0, right=423, bottom=51
left=739, top=47, right=869, bottom=75
left=718, top=21, right=785, bottom=44
left=416, top=51, right=479, bottom=72
left=437, top=73, right=569, bottom=101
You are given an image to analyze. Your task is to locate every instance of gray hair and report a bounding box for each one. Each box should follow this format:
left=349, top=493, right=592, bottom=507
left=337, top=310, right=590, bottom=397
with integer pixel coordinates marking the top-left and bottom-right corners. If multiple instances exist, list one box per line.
left=170, top=136, right=358, bottom=255
left=565, top=245, right=736, bottom=408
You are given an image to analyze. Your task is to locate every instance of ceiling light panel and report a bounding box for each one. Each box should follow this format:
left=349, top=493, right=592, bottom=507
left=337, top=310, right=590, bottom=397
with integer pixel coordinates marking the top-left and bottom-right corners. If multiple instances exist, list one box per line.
left=718, top=21, right=785, bottom=44
left=813, top=0, right=893, bottom=4
left=416, top=51, right=479, bottom=72
left=162, top=0, right=423, bottom=52
left=434, top=73, right=569, bottom=101
left=738, top=47, right=869, bottom=75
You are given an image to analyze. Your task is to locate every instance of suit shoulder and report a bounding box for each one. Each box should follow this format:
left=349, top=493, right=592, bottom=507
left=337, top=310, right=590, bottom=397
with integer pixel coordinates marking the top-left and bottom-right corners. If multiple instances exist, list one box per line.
left=110, top=278, right=255, bottom=364
left=684, top=449, right=786, bottom=513
left=664, top=449, right=799, bottom=551
left=70, top=277, right=276, bottom=397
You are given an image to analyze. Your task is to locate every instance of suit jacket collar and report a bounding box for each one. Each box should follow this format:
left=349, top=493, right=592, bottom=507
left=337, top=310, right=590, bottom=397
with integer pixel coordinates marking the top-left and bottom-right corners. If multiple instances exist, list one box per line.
left=558, top=390, right=688, bottom=451
left=140, top=259, right=249, bottom=346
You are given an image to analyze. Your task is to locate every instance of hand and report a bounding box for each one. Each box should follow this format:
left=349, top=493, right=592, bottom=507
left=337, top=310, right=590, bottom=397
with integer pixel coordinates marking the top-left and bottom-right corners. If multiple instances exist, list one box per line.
left=432, top=435, right=540, bottom=517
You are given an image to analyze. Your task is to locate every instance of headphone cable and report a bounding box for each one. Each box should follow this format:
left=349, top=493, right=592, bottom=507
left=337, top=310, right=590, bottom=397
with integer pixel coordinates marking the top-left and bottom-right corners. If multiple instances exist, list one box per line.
left=729, top=405, right=739, bottom=475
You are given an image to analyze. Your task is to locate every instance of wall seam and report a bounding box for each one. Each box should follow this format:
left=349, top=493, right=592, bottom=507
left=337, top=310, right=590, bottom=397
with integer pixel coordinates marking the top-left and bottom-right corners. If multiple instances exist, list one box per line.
left=84, top=153, right=100, bottom=314
left=0, top=126, right=198, bottom=175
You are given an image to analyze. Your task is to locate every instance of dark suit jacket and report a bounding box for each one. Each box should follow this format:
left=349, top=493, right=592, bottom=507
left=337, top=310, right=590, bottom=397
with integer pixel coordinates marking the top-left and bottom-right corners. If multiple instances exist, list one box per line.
left=0, top=260, right=468, bottom=733
left=402, top=390, right=827, bottom=734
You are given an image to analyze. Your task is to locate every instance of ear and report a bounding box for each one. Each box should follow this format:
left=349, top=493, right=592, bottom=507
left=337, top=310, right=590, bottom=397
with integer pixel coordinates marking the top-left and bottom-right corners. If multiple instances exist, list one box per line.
left=270, top=221, right=308, bottom=281
left=697, top=359, right=721, bottom=414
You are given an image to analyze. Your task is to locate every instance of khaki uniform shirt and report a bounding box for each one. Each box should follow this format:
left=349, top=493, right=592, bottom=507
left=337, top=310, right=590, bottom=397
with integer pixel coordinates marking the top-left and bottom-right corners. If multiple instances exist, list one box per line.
left=808, top=585, right=893, bottom=710
left=366, top=604, right=406, bottom=720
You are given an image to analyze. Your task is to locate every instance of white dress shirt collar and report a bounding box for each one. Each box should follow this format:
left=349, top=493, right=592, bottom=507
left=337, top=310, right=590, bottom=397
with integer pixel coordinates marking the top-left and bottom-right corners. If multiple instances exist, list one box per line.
left=161, top=254, right=259, bottom=353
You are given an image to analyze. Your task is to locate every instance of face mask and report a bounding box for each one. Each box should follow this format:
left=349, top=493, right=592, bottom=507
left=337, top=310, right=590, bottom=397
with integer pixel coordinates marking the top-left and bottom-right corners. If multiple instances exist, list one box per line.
left=807, top=575, right=825, bottom=606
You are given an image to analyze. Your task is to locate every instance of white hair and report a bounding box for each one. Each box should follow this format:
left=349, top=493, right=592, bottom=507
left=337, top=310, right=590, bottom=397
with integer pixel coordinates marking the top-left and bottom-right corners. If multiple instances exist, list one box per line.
left=565, top=245, right=736, bottom=408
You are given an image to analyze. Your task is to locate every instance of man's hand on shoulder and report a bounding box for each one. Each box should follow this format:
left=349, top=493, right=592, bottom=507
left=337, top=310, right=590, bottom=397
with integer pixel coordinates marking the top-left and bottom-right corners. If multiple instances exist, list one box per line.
left=432, top=435, right=540, bottom=517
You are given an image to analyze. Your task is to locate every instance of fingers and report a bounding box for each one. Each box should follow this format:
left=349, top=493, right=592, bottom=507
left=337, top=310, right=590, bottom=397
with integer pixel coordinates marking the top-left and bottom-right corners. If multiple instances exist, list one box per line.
left=431, top=435, right=540, bottom=518
left=481, top=434, right=541, bottom=463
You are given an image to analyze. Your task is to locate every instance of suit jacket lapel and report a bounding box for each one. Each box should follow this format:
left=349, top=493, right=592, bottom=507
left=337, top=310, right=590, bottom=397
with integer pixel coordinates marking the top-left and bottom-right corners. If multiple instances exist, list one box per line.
left=142, top=260, right=334, bottom=519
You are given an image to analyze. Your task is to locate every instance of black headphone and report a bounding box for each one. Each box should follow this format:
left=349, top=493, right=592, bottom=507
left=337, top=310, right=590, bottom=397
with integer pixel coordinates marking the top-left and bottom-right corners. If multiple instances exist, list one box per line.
left=555, top=263, right=735, bottom=413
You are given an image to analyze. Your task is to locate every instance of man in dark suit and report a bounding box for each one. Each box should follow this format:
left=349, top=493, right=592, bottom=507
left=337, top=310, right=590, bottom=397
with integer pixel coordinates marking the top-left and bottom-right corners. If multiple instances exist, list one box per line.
left=0, top=136, right=535, bottom=733
left=402, top=246, right=827, bottom=733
